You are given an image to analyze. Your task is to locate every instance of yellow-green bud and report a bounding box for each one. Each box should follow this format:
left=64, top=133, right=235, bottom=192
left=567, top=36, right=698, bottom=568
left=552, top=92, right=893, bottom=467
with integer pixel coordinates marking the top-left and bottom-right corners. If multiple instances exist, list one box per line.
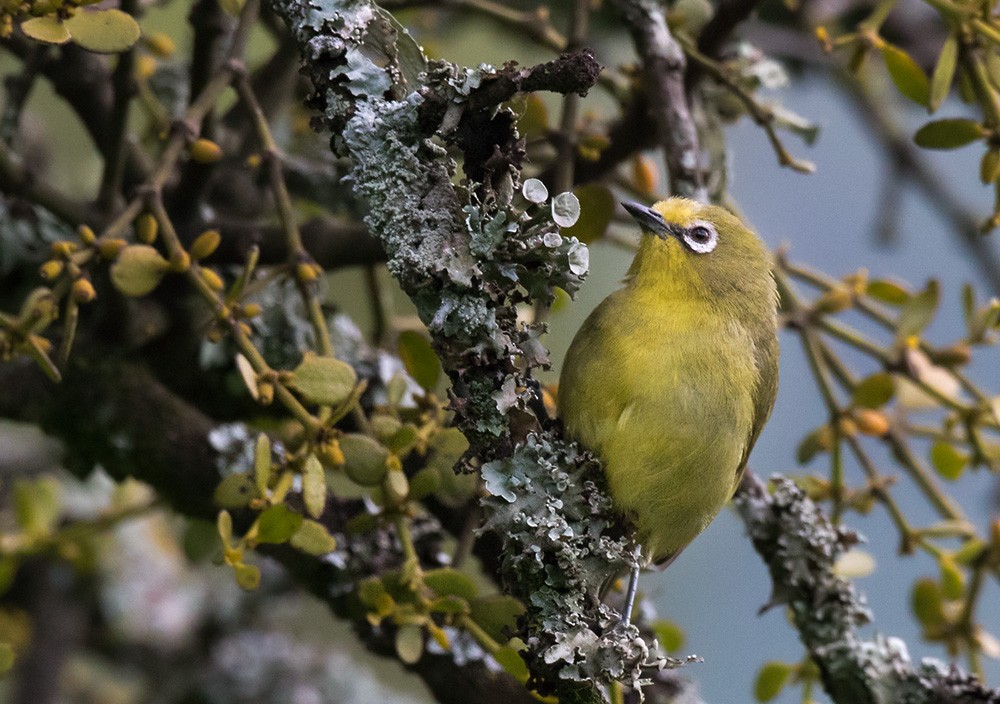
left=77, top=224, right=96, bottom=245
left=190, top=138, right=223, bottom=164
left=39, top=260, right=64, bottom=281
left=136, top=213, right=158, bottom=244
left=190, top=230, right=221, bottom=260
left=71, top=278, right=97, bottom=304
left=200, top=267, right=225, bottom=291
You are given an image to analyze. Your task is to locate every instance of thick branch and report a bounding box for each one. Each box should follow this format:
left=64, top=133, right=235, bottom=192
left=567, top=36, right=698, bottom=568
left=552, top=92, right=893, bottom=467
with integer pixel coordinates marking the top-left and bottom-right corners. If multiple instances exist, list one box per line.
left=610, top=0, right=706, bottom=200
left=735, top=474, right=999, bottom=704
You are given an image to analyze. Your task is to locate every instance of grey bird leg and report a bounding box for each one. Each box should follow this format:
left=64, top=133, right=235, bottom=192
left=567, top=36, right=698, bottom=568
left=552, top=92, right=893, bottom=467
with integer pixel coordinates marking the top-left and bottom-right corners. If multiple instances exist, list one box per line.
left=621, top=545, right=643, bottom=624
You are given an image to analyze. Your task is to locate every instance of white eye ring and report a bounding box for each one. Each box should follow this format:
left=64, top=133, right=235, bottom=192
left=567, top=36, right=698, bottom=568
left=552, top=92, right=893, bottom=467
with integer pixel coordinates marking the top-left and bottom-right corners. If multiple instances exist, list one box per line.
left=682, top=220, right=718, bottom=254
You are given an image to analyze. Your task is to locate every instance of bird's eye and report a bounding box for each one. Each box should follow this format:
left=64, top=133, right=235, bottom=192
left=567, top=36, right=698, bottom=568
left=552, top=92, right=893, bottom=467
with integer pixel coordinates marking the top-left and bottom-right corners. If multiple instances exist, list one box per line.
left=681, top=222, right=718, bottom=254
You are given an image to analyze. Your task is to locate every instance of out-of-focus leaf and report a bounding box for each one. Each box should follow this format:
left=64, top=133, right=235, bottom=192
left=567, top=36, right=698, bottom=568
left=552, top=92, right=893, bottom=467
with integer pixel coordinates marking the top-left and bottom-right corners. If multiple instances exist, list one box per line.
left=867, top=278, right=910, bottom=306
left=289, top=353, right=357, bottom=406
left=930, top=441, right=968, bottom=480
left=650, top=619, right=685, bottom=653
left=255, top=504, right=303, bottom=544
left=233, top=562, right=260, bottom=590
left=852, top=373, right=896, bottom=408
left=341, top=433, right=389, bottom=486
left=561, top=183, right=615, bottom=244
left=397, top=331, right=440, bottom=392
left=929, top=33, right=958, bottom=113
left=395, top=624, right=423, bottom=664
left=21, top=16, right=71, bottom=44
left=424, top=568, right=478, bottom=601
left=289, top=519, right=336, bottom=554
left=65, top=9, right=141, bottom=53
left=882, top=43, right=930, bottom=106
left=470, top=595, right=525, bottom=643
left=214, top=473, right=258, bottom=509
left=302, top=453, right=326, bottom=518
left=110, top=245, right=168, bottom=297
left=911, top=577, right=945, bottom=626
left=754, top=661, right=793, bottom=702
left=896, top=280, right=939, bottom=339
left=914, top=119, right=985, bottom=149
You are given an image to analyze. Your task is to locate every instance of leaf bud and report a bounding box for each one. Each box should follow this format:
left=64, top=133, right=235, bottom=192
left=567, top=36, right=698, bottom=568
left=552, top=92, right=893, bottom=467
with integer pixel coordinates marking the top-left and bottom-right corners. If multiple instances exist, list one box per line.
left=145, top=31, right=175, bottom=57
left=631, top=155, right=657, bottom=196
left=318, top=440, right=345, bottom=467
left=71, top=278, right=97, bottom=304
left=241, top=302, right=262, bottom=318
left=257, top=380, right=275, bottom=405
left=77, top=224, right=96, bottom=245
left=200, top=267, right=225, bottom=291
left=190, top=229, right=221, bottom=260
left=837, top=417, right=858, bottom=438
left=39, top=260, right=64, bottom=281
left=136, top=212, right=158, bottom=244
left=853, top=408, right=890, bottom=437
left=50, top=240, right=77, bottom=257
left=134, top=54, right=157, bottom=80
left=190, top=138, right=223, bottom=164
left=296, top=262, right=320, bottom=283
left=98, top=238, right=128, bottom=259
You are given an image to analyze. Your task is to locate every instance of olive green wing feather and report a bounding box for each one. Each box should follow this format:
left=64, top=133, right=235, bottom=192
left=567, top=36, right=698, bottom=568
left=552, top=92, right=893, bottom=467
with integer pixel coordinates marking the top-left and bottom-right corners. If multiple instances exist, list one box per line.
left=733, top=320, right=779, bottom=491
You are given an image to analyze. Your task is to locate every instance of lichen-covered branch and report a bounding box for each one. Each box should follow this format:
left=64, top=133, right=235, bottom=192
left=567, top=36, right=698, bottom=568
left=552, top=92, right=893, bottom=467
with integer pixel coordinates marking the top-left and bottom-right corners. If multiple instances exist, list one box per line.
left=265, top=0, right=664, bottom=698
left=735, top=474, right=1000, bottom=704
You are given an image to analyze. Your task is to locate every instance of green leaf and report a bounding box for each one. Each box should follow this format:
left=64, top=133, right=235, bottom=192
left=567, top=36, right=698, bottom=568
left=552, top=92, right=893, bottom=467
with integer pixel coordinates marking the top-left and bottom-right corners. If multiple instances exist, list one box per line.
left=939, top=555, right=965, bottom=599
left=424, top=568, right=478, bottom=601
left=795, top=427, right=829, bottom=464
left=384, top=424, right=419, bottom=456
left=493, top=645, right=529, bottom=683
left=930, top=441, right=968, bottom=480
left=408, top=467, right=440, bottom=500
left=13, top=477, right=60, bottom=536
left=427, top=428, right=474, bottom=507
left=213, top=473, right=258, bottom=509
left=914, top=119, right=985, bottom=149
left=290, top=352, right=357, bottom=406
left=255, top=504, right=303, bottom=544
left=233, top=561, right=261, bottom=590
left=110, top=244, right=169, bottom=297
left=754, top=661, right=793, bottom=702
left=358, top=577, right=396, bottom=617
left=852, top=373, right=895, bottom=408
left=217, top=509, right=233, bottom=545
left=650, top=619, right=685, bottom=653
left=65, top=9, right=141, bottom=53
left=929, top=33, right=958, bottom=113
left=21, top=16, right=71, bottom=44
left=561, top=183, right=615, bottom=244
left=302, top=453, right=326, bottom=518
left=470, top=595, right=525, bottom=642
left=882, top=43, right=930, bottom=106
left=395, top=624, right=424, bottom=664
left=981, top=148, right=1000, bottom=184
left=183, top=519, right=219, bottom=562
left=340, top=433, right=389, bottom=486
left=896, top=279, right=939, bottom=339
left=397, top=331, right=441, bottom=392
left=517, top=94, right=549, bottom=139
left=911, top=577, right=945, bottom=626
left=866, top=278, right=910, bottom=306
left=289, top=519, right=337, bottom=555
left=254, top=434, right=271, bottom=497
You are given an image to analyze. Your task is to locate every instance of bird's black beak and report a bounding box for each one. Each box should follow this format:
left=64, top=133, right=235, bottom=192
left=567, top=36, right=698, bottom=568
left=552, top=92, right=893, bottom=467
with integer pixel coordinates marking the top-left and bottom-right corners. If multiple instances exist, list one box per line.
left=621, top=201, right=677, bottom=240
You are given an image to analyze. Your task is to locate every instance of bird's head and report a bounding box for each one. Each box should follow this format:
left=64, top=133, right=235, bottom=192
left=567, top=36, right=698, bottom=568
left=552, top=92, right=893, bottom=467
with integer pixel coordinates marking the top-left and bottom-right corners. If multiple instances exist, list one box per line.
left=622, top=198, right=775, bottom=306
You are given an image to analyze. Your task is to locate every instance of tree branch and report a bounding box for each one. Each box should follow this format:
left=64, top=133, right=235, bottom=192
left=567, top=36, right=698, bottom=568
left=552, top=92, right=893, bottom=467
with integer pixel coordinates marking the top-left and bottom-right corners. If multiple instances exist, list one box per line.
left=735, top=473, right=999, bottom=704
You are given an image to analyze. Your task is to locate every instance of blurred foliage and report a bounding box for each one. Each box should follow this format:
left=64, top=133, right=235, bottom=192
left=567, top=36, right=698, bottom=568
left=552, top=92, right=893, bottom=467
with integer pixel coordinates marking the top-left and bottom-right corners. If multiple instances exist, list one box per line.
left=0, top=0, right=998, bottom=701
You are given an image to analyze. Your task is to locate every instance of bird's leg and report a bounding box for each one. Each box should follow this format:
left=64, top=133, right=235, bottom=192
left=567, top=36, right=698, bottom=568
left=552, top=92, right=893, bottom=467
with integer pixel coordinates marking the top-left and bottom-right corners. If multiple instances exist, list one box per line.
left=620, top=545, right=642, bottom=625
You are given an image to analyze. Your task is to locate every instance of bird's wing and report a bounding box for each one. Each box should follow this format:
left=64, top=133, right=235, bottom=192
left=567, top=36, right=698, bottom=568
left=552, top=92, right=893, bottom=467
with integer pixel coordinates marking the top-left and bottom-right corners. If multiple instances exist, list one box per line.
left=733, top=321, right=779, bottom=492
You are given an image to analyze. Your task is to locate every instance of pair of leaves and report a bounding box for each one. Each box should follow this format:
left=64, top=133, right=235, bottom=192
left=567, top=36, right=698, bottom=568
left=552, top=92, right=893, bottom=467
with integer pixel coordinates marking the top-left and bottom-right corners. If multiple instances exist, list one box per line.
left=22, top=10, right=141, bottom=53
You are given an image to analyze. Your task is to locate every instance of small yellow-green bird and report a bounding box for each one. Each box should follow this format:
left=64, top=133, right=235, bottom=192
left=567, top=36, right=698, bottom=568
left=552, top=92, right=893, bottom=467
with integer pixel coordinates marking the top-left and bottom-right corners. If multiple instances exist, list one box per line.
left=558, top=198, right=779, bottom=615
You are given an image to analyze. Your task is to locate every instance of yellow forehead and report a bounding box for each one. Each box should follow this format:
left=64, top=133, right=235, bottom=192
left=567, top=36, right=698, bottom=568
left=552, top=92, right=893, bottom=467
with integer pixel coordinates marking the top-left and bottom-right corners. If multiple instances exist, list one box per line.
left=651, top=198, right=701, bottom=227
